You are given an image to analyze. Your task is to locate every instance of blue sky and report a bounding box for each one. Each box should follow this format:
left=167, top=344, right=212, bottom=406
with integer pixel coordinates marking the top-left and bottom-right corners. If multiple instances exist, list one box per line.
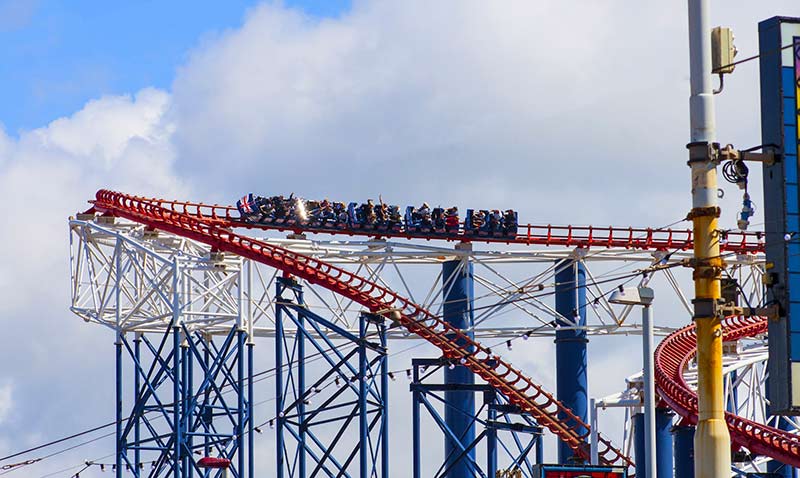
left=0, top=2, right=796, bottom=476
left=0, top=0, right=350, bottom=134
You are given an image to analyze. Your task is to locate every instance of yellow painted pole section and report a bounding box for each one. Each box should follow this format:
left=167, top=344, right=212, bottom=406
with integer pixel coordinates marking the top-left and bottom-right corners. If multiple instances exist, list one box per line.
left=691, top=163, right=731, bottom=477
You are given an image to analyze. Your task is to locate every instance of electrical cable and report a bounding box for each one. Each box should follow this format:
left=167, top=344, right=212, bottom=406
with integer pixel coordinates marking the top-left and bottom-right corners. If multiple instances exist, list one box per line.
left=716, top=40, right=797, bottom=71
left=11, top=214, right=691, bottom=473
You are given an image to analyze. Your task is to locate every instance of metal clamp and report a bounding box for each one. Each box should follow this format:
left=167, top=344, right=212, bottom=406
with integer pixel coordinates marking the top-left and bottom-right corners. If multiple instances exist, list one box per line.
left=686, top=206, right=721, bottom=220
left=686, top=141, right=720, bottom=164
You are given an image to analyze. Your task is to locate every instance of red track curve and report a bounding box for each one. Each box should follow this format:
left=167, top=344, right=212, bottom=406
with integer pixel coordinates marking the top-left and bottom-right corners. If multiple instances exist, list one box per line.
left=655, top=316, right=800, bottom=465
left=114, top=195, right=765, bottom=254
left=90, top=189, right=633, bottom=468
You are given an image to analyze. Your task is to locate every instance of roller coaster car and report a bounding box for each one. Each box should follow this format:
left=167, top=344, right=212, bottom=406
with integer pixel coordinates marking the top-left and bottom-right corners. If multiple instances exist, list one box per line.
left=304, top=200, right=337, bottom=228
left=236, top=194, right=260, bottom=222
left=431, top=207, right=447, bottom=234
left=372, top=205, right=401, bottom=233
left=348, top=202, right=377, bottom=230
left=386, top=206, right=403, bottom=232
left=504, top=211, right=519, bottom=236
left=465, top=209, right=491, bottom=236
left=405, top=206, right=433, bottom=233
left=444, top=208, right=460, bottom=234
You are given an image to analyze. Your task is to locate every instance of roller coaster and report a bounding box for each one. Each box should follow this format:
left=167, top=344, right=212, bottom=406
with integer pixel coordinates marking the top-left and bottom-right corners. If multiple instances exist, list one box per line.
left=60, top=189, right=799, bottom=477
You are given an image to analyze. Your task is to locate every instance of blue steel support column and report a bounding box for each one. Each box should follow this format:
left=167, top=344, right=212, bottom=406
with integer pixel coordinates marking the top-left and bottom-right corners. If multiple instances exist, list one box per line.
left=172, top=327, right=182, bottom=478
left=413, top=366, right=421, bottom=478
left=535, top=431, right=543, bottom=464
left=656, top=408, right=674, bottom=478
left=134, top=334, right=141, bottom=476
left=673, top=425, right=695, bottom=478
left=442, top=258, right=475, bottom=478
left=181, top=344, right=190, bottom=477
left=237, top=331, right=246, bottom=478
left=248, top=342, right=255, bottom=478
left=554, top=259, right=588, bottom=463
left=633, top=413, right=645, bottom=476
left=359, top=314, right=369, bottom=477
left=116, top=333, right=123, bottom=478
left=486, top=391, right=497, bottom=476
left=380, top=319, right=390, bottom=477
left=275, top=282, right=285, bottom=478
left=203, top=339, right=211, bottom=458
left=297, top=285, right=306, bottom=478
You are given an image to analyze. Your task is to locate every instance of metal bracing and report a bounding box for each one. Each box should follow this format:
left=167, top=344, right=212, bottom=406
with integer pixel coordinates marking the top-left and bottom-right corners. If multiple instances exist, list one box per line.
left=71, top=217, right=735, bottom=340
left=115, top=325, right=253, bottom=478
left=410, top=358, right=543, bottom=478
left=71, top=219, right=248, bottom=335
left=274, top=277, right=389, bottom=478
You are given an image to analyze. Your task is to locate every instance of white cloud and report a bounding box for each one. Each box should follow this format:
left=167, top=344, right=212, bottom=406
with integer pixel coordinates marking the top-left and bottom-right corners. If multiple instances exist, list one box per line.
left=0, top=87, right=185, bottom=463
left=2, top=0, right=797, bottom=474
left=0, top=382, right=12, bottom=425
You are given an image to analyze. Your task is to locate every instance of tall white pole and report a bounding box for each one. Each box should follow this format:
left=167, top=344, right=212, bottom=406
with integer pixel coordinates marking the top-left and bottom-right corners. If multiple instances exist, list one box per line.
left=642, top=304, right=656, bottom=478
left=688, top=0, right=715, bottom=144
left=687, top=1, right=731, bottom=476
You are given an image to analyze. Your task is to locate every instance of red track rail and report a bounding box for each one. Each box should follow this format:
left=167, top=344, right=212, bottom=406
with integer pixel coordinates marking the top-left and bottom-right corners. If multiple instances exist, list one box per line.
left=655, top=316, right=800, bottom=465
left=91, top=189, right=634, bottom=468
left=117, top=195, right=765, bottom=254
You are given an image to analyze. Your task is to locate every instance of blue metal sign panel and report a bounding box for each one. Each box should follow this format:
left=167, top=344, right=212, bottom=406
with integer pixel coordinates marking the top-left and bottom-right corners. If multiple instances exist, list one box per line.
left=760, top=16, right=800, bottom=414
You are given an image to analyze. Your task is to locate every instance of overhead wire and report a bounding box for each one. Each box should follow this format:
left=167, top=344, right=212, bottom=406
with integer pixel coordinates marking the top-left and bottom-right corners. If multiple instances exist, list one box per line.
left=22, top=211, right=702, bottom=473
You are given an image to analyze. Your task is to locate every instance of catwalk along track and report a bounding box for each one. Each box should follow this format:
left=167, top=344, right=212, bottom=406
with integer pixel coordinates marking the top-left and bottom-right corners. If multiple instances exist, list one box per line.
left=87, top=190, right=785, bottom=468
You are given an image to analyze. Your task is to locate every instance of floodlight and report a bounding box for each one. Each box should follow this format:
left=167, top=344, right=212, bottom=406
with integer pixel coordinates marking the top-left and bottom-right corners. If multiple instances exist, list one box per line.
left=608, top=286, right=654, bottom=306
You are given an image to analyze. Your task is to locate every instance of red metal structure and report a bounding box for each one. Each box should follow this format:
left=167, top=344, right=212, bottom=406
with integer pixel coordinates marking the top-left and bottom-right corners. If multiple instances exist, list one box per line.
left=88, top=189, right=797, bottom=470
left=106, top=194, right=764, bottom=254
left=655, top=316, right=800, bottom=466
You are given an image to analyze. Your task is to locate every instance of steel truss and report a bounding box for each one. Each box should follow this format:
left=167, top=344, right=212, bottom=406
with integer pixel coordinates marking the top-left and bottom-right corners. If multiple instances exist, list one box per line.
left=71, top=217, right=754, bottom=340
left=115, top=325, right=253, bottom=478
left=274, top=277, right=388, bottom=478
left=70, top=218, right=254, bottom=477
left=410, top=358, right=543, bottom=478
left=72, top=213, right=793, bottom=475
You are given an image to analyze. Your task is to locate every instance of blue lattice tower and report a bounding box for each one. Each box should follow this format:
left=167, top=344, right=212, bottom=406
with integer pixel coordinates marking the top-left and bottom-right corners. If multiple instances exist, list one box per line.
left=274, top=276, right=389, bottom=478
left=411, top=358, right=543, bottom=478
left=116, top=324, right=253, bottom=478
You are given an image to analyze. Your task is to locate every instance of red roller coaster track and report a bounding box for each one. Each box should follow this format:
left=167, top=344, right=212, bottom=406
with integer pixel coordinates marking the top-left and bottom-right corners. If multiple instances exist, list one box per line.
left=91, top=189, right=632, bottom=468
left=117, top=195, right=765, bottom=254
left=655, top=316, right=800, bottom=466
left=88, top=190, right=794, bottom=468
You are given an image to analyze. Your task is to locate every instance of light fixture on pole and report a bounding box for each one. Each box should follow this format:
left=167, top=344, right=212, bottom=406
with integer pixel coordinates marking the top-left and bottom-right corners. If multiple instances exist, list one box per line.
left=609, top=286, right=655, bottom=478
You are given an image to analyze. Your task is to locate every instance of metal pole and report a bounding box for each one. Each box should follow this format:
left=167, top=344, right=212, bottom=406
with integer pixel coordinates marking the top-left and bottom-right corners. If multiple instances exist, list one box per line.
left=673, top=425, right=695, bottom=478
left=633, top=413, right=645, bottom=476
left=380, top=319, right=389, bottom=478
left=554, top=259, right=588, bottom=463
left=115, top=241, right=123, bottom=478
left=116, top=333, right=123, bottom=478
left=246, top=262, right=255, bottom=478
left=134, top=334, right=141, bottom=476
left=590, top=398, right=598, bottom=465
left=442, top=258, right=476, bottom=477
left=686, top=1, right=730, bottom=476
left=297, top=284, right=306, bottom=478
left=487, top=391, right=497, bottom=476
left=173, top=326, right=182, bottom=478
left=237, top=331, right=245, bottom=478
left=412, top=366, right=421, bottom=478
left=275, top=281, right=285, bottom=478
left=359, top=314, right=368, bottom=478
left=655, top=408, right=675, bottom=478
left=247, top=341, right=255, bottom=478
left=643, top=304, right=656, bottom=478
